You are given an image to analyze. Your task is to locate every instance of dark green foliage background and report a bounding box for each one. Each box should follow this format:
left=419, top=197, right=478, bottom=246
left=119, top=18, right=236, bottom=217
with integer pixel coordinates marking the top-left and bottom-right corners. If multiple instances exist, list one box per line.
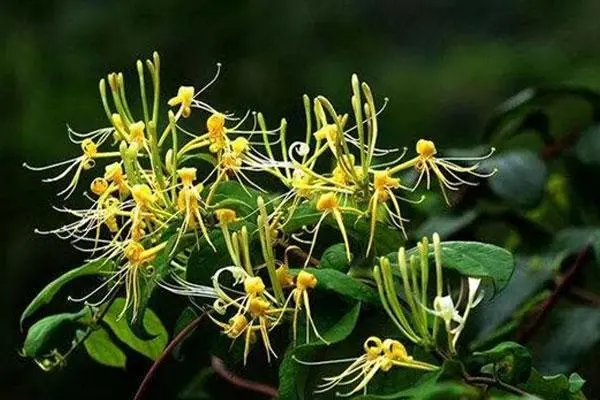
left=3, top=0, right=600, bottom=398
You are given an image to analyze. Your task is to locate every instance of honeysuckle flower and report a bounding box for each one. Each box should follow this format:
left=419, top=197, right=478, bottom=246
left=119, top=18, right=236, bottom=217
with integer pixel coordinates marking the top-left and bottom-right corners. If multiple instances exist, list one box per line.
left=287, top=270, right=328, bottom=345
left=295, top=336, right=438, bottom=397
left=23, top=134, right=120, bottom=199
left=175, top=167, right=214, bottom=251
left=209, top=266, right=289, bottom=365
left=388, top=139, right=496, bottom=204
left=424, top=277, right=484, bottom=353
left=168, top=86, right=195, bottom=118
left=303, top=192, right=353, bottom=267
left=365, top=170, right=407, bottom=255
left=67, top=241, right=168, bottom=321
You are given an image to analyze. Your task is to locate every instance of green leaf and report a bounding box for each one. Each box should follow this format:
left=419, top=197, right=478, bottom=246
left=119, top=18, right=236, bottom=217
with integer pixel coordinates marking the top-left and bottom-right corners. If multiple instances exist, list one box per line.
left=320, top=243, right=352, bottom=272
left=20, top=259, right=113, bottom=327
left=125, top=230, right=197, bottom=339
left=283, top=202, right=403, bottom=255
left=576, top=125, right=600, bottom=165
left=568, top=373, right=586, bottom=394
left=22, top=309, right=89, bottom=357
left=468, top=255, right=554, bottom=349
left=415, top=210, right=478, bottom=240
left=172, top=307, right=199, bottom=360
left=83, top=328, right=126, bottom=368
left=278, top=302, right=361, bottom=400
left=186, top=222, right=257, bottom=284
left=290, top=268, right=379, bottom=304
left=104, top=298, right=168, bottom=360
left=186, top=229, right=232, bottom=284
left=536, top=307, right=600, bottom=374
left=283, top=202, right=321, bottom=233
left=472, top=342, right=532, bottom=384
left=520, top=369, right=586, bottom=400
left=484, top=85, right=600, bottom=143
left=483, top=150, right=548, bottom=208
left=551, top=227, right=600, bottom=265
left=398, top=241, right=515, bottom=291
left=208, top=181, right=261, bottom=216
left=359, top=382, right=478, bottom=400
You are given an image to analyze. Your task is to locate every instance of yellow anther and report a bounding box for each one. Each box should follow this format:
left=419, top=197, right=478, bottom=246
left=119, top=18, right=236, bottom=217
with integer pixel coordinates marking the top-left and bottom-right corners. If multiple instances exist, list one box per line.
left=296, top=270, right=317, bottom=290
left=248, top=297, right=270, bottom=316
left=231, top=137, right=249, bottom=154
left=90, top=178, right=109, bottom=195
left=177, top=167, right=197, bottom=185
left=131, top=184, right=155, bottom=207
left=215, top=208, right=236, bottom=224
left=243, top=276, right=266, bottom=295
left=416, top=139, right=436, bottom=158
left=313, top=124, right=337, bottom=141
left=168, top=86, right=195, bottom=118
left=129, top=121, right=145, bottom=143
left=316, top=192, right=339, bottom=211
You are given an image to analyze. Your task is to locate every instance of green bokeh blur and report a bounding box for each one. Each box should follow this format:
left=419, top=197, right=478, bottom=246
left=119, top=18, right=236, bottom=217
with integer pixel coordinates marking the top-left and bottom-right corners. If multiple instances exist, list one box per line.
left=3, top=1, right=600, bottom=398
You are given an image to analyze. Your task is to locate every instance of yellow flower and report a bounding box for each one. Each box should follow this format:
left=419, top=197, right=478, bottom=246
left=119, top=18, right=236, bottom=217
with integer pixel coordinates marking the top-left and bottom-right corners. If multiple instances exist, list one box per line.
left=128, top=121, right=145, bottom=144
left=295, top=336, right=438, bottom=397
left=286, top=270, right=327, bottom=345
left=215, top=208, right=237, bottom=225
left=175, top=167, right=214, bottom=251
left=90, top=177, right=109, bottom=196
left=168, top=86, right=195, bottom=118
left=131, top=184, right=156, bottom=208
left=366, top=170, right=406, bottom=255
left=389, top=138, right=496, bottom=204
left=305, top=192, right=352, bottom=266
left=231, top=137, right=249, bottom=155
left=209, top=267, right=287, bottom=365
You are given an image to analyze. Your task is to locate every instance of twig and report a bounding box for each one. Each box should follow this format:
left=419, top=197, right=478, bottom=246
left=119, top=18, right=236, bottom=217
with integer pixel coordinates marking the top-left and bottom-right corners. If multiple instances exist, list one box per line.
left=210, top=356, right=278, bottom=398
left=464, top=375, right=530, bottom=397
left=540, top=130, right=581, bottom=160
left=276, top=241, right=319, bottom=266
left=517, top=245, right=590, bottom=343
left=567, top=285, right=600, bottom=307
left=133, top=312, right=207, bottom=400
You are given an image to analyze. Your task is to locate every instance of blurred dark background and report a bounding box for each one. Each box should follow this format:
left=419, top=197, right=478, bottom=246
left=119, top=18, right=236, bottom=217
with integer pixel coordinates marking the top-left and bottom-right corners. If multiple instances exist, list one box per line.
left=3, top=0, right=600, bottom=398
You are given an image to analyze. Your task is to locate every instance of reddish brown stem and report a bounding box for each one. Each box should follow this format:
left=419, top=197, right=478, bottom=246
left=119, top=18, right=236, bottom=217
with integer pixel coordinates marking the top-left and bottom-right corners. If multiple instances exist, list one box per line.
left=133, top=313, right=206, bottom=400
left=517, top=246, right=590, bottom=343
left=210, top=356, right=278, bottom=398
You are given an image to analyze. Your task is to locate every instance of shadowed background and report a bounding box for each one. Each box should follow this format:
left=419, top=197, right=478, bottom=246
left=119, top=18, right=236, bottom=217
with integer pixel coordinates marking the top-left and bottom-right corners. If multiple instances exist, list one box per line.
left=3, top=0, right=600, bottom=398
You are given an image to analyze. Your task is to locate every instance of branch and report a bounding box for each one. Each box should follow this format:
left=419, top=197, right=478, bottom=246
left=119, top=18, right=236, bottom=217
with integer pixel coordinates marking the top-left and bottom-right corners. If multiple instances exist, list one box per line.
left=276, top=241, right=319, bottom=266
left=133, top=312, right=207, bottom=400
left=517, top=245, right=590, bottom=343
left=210, top=356, right=278, bottom=398
left=464, top=375, right=530, bottom=397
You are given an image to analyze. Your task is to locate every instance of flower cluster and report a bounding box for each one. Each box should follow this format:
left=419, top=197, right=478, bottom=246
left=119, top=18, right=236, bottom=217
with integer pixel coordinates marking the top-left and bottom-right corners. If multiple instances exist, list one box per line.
left=25, top=53, right=495, bottom=379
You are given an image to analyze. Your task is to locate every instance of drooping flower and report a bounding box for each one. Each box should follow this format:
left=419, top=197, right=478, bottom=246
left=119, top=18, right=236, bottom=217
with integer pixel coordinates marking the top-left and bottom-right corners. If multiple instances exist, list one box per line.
left=295, top=336, right=438, bottom=397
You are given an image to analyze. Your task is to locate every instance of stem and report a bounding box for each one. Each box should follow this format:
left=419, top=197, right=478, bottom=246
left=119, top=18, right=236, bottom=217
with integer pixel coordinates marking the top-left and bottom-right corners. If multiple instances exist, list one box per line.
left=464, top=375, right=530, bottom=397
left=276, top=241, right=319, bottom=266
left=517, top=245, right=590, bottom=343
left=133, top=313, right=207, bottom=400
left=210, top=356, right=278, bottom=398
